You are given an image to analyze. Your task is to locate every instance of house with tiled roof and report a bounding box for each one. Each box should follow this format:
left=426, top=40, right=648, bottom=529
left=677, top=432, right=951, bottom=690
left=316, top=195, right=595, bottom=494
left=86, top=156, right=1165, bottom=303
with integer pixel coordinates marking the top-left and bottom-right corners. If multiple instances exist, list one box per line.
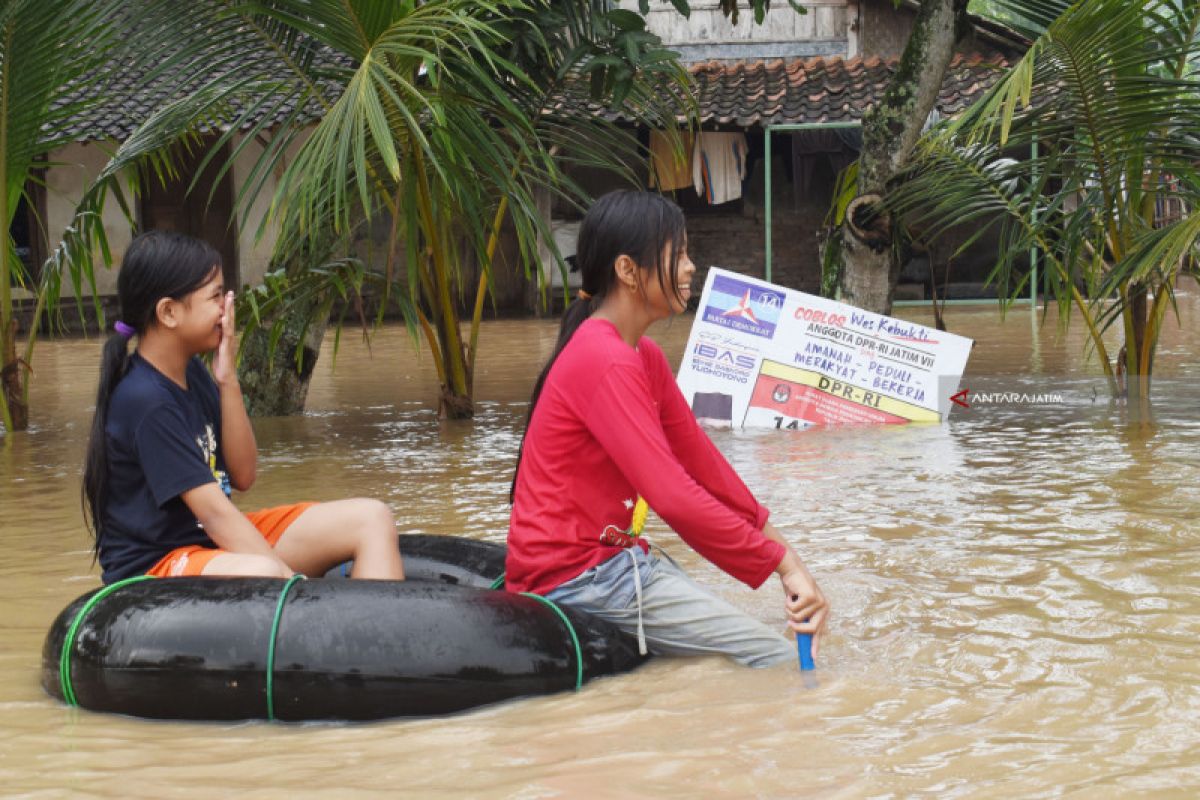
left=12, top=42, right=342, bottom=312
left=12, top=0, right=1025, bottom=318
left=531, top=0, right=1026, bottom=303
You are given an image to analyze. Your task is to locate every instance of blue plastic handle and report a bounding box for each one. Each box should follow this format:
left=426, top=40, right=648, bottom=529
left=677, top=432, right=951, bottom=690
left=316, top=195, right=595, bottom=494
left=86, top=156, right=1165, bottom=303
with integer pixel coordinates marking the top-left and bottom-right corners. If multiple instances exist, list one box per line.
left=797, top=632, right=814, bottom=671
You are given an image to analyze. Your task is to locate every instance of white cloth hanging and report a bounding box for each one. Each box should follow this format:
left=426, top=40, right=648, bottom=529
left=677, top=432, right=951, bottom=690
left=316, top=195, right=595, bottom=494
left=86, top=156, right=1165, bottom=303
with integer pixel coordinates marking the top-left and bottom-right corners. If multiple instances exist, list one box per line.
left=693, top=132, right=748, bottom=205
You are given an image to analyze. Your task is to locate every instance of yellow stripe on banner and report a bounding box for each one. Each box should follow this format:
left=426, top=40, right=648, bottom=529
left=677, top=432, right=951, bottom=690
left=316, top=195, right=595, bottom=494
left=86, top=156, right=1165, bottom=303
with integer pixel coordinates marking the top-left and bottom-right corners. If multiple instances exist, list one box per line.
left=758, top=360, right=941, bottom=422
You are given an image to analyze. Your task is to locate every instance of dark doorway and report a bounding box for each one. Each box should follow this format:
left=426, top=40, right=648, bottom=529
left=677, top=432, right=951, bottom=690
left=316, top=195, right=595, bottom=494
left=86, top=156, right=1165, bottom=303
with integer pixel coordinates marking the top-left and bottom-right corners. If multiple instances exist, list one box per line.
left=9, top=174, right=47, bottom=287
left=140, top=138, right=239, bottom=288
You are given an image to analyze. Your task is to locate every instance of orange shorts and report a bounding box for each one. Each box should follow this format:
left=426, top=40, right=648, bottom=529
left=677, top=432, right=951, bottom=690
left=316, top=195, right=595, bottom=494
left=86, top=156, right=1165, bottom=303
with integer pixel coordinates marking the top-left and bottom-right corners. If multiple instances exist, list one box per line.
left=146, top=502, right=317, bottom=578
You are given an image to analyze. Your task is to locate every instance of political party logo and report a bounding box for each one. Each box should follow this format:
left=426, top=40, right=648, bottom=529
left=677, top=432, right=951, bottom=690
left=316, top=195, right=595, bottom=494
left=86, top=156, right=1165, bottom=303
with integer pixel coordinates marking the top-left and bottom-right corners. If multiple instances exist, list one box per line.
left=702, top=275, right=785, bottom=339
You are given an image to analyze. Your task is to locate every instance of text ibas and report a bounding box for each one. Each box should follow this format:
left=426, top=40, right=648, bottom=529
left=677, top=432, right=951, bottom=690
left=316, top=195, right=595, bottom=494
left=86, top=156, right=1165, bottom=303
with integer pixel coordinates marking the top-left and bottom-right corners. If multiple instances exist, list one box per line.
left=691, top=343, right=754, bottom=384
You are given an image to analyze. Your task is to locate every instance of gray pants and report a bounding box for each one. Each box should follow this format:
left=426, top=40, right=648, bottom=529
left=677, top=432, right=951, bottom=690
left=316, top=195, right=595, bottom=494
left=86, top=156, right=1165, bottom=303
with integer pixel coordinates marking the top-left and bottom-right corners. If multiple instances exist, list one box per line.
left=545, top=545, right=794, bottom=669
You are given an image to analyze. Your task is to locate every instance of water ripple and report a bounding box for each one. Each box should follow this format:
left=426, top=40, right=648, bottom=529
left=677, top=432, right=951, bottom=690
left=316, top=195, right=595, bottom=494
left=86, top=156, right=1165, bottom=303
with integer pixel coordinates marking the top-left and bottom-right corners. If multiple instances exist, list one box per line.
left=4, top=301, right=1200, bottom=794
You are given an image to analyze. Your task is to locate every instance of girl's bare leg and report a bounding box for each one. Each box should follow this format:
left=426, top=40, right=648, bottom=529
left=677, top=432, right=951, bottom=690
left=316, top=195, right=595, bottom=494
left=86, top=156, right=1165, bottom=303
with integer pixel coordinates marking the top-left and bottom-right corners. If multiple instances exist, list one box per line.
left=201, top=552, right=291, bottom=577
left=272, top=499, right=405, bottom=580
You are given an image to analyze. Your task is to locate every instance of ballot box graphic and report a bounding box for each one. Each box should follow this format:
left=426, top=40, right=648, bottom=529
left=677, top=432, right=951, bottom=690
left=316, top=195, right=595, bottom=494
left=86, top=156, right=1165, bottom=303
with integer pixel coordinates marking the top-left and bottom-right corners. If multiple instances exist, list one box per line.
left=742, top=360, right=939, bottom=429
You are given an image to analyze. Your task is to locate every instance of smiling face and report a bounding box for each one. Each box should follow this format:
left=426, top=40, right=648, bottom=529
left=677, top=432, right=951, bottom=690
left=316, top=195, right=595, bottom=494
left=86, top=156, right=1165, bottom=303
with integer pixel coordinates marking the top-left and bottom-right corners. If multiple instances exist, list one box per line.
left=642, top=237, right=696, bottom=319
left=166, top=267, right=224, bottom=353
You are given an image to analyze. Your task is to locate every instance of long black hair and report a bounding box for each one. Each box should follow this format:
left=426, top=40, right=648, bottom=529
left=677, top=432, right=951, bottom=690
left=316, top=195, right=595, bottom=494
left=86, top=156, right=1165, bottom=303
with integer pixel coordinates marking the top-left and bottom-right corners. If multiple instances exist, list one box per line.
left=510, top=190, right=687, bottom=501
left=82, top=231, right=222, bottom=553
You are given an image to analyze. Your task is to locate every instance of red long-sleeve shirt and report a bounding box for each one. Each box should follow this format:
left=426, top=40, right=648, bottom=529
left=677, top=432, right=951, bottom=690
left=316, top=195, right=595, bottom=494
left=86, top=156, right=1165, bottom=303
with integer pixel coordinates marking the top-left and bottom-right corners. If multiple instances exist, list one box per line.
left=506, top=317, right=784, bottom=595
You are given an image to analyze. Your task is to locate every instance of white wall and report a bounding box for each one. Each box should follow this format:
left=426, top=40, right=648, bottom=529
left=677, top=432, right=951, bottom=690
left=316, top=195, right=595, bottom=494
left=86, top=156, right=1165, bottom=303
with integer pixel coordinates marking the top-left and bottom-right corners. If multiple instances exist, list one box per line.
left=38, top=129, right=315, bottom=298
left=41, top=141, right=134, bottom=297
left=229, top=129, right=312, bottom=288
left=542, top=220, right=582, bottom=290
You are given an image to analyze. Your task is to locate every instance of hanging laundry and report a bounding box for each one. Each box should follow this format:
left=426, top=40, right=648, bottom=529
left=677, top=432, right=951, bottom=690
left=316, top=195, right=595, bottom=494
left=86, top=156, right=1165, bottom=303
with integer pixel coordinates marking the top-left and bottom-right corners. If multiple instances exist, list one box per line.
left=648, top=130, right=695, bottom=191
left=693, top=132, right=748, bottom=205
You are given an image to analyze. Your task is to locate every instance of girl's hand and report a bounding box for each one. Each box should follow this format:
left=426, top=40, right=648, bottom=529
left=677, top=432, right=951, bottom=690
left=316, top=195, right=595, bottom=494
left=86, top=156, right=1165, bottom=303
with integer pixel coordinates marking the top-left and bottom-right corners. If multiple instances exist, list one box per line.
left=773, top=543, right=829, bottom=656
left=762, top=522, right=830, bottom=654
left=213, top=291, right=237, bottom=388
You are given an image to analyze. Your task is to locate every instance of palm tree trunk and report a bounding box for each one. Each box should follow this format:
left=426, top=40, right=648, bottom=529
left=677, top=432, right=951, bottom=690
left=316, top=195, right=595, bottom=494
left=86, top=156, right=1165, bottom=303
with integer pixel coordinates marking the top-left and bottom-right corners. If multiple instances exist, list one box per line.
left=411, top=155, right=472, bottom=419
left=467, top=194, right=511, bottom=397
left=839, top=217, right=896, bottom=313
left=237, top=301, right=327, bottom=417
left=0, top=80, right=26, bottom=431
left=839, top=0, right=969, bottom=314
left=1128, top=282, right=1150, bottom=402
left=430, top=218, right=471, bottom=419
left=1, top=319, right=27, bottom=432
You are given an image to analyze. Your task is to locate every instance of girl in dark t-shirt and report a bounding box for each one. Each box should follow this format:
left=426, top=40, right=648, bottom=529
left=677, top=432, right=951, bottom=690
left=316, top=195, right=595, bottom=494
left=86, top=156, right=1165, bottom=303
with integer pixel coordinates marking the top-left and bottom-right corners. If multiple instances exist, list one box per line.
left=83, top=231, right=405, bottom=583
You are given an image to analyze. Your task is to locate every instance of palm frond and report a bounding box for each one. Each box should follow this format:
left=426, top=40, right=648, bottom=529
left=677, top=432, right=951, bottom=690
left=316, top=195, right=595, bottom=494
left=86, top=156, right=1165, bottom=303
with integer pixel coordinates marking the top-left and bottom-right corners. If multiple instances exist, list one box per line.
left=901, top=0, right=1200, bottom=396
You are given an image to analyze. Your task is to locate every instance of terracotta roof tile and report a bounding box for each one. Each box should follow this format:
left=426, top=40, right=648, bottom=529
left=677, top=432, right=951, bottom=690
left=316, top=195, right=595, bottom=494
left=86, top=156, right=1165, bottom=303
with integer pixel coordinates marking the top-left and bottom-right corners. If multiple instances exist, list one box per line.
left=59, top=49, right=1009, bottom=142
left=686, top=53, right=1009, bottom=127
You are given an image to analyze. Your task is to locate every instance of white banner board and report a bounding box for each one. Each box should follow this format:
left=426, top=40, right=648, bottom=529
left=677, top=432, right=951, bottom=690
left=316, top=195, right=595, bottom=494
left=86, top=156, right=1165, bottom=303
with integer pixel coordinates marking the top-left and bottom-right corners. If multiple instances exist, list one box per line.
left=676, top=268, right=972, bottom=429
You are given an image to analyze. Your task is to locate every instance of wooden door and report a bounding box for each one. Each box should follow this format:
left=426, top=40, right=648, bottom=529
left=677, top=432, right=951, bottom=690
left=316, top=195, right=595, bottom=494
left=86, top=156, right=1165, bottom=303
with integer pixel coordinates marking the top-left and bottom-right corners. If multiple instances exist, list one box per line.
left=141, top=139, right=240, bottom=289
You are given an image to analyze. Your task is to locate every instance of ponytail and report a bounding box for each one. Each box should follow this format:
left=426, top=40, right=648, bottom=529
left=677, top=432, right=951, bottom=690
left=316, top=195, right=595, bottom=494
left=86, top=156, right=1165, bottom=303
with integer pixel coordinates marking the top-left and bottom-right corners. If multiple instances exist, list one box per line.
left=82, top=334, right=133, bottom=553
left=80, top=230, right=222, bottom=556
left=509, top=191, right=687, bottom=502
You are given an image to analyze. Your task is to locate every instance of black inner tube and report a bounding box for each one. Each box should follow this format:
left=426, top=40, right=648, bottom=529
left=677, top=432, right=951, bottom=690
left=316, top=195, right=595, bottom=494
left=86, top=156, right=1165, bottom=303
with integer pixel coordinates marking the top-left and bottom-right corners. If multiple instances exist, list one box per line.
left=43, top=535, right=647, bottom=721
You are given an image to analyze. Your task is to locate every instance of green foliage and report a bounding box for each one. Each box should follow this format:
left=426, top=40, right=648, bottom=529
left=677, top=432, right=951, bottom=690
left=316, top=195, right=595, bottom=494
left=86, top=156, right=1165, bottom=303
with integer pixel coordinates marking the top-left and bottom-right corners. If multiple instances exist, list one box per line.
left=968, top=0, right=1072, bottom=38
left=238, top=230, right=376, bottom=376
left=169, top=0, right=693, bottom=416
left=820, top=161, right=859, bottom=298
left=0, top=0, right=696, bottom=426
left=0, top=0, right=248, bottom=431
left=894, top=0, right=1200, bottom=400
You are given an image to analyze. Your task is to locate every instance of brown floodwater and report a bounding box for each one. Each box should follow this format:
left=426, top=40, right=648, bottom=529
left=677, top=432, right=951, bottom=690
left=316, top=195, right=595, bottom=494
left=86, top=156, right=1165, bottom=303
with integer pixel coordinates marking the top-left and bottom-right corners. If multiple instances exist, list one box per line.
left=2, top=293, right=1199, bottom=797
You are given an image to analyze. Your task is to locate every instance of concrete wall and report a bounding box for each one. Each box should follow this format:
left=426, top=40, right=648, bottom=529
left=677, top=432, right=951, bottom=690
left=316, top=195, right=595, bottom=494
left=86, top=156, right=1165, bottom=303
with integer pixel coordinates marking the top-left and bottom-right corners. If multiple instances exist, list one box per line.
left=230, top=130, right=313, bottom=289
left=40, top=141, right=135, bottom=298
left=860, top=0, right=1016, bottom=61
left=860, top=0, right=916, bottom=59
left=36, top=131, right=307, bottom=302
left=230, top=133, right=273, bottom=289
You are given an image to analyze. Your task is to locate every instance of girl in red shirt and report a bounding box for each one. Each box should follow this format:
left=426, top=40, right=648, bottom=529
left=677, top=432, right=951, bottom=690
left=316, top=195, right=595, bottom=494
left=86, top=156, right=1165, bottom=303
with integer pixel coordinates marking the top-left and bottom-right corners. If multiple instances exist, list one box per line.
left=507, top=191, right=828, bottom=667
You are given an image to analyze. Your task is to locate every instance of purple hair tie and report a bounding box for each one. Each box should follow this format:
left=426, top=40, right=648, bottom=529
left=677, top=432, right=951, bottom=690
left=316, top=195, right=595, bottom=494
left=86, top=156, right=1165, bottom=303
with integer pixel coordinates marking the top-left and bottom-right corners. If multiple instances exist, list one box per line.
left=114, top=321, right=136, bottom=339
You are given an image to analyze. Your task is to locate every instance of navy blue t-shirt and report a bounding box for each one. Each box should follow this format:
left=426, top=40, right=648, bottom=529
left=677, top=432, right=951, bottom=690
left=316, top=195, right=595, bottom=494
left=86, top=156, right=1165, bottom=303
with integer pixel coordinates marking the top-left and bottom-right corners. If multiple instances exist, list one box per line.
left=98, top=354, right=232, bottom=582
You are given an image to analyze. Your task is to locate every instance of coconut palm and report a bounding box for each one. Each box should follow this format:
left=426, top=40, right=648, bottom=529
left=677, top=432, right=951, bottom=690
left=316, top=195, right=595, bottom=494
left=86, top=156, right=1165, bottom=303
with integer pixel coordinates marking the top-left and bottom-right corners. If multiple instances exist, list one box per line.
left=192, top=0, right=690, bottom=418
left=0, top=0, right=232, bottom=432
left=894, top=0, right=1200, bottom=404
left=1, top=0, right=690, bottom=430
left=0, top=0, right=296, bottom=433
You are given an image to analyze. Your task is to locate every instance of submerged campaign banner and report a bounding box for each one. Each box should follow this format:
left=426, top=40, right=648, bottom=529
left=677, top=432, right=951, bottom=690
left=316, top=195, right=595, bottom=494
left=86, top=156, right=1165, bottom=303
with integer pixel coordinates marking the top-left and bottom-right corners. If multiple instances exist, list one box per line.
left=677, top=268, right=972, bottom=429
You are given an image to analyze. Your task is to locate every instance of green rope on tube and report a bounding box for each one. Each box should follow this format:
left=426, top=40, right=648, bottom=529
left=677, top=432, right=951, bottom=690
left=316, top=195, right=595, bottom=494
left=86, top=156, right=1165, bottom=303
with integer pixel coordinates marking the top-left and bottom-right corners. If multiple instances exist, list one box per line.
left=519, top=592, right=583, bottom=692
left=266, top=573, right=306, bottom=721
left=59, top=575, right=156, bottom=707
